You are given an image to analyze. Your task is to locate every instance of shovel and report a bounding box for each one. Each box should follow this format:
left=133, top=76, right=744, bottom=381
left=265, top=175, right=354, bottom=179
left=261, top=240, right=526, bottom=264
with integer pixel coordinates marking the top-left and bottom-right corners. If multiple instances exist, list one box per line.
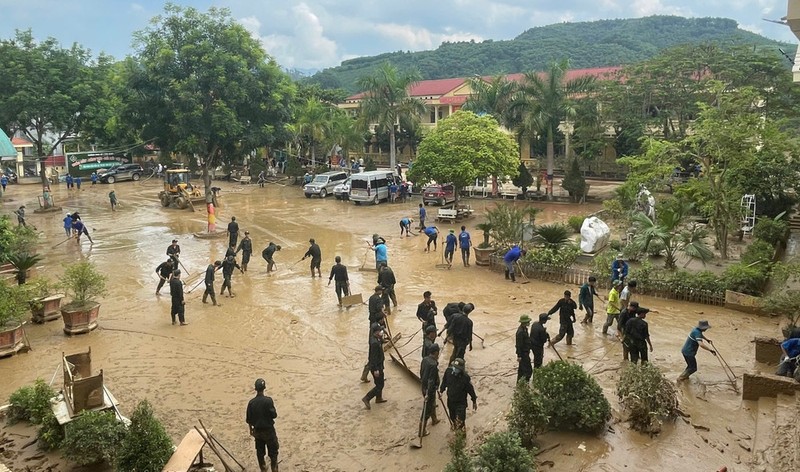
left=472, top=332, right=486, bottom=348
left=411, top=394, right=428, bottom=449
left=515, top=261, right=531, bottom=284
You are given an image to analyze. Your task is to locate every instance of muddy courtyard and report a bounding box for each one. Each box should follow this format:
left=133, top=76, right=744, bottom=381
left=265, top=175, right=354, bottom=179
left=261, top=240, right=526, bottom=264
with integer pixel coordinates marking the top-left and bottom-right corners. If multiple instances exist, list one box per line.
left=0, top=179, right=785, bottom=471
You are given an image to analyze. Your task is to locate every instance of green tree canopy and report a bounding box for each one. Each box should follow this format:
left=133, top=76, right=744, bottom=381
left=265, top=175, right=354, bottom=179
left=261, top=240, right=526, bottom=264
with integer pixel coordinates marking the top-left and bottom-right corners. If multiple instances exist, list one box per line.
left=408, top=111, right=519, bottom=197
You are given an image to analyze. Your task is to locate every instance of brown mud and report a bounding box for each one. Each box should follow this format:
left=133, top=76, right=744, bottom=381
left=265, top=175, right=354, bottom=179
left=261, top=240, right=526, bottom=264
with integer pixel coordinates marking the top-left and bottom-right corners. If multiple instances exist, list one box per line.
left=0, top=179, right=783, bottom=471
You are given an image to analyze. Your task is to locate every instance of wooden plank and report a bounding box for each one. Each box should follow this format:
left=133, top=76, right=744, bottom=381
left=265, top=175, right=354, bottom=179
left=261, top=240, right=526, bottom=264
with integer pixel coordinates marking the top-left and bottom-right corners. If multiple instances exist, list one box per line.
left=162, top=429, right=207, bottom=472
left=389, top=352, right=421, bottom=383
left=341, top=293, right=363, bottom=307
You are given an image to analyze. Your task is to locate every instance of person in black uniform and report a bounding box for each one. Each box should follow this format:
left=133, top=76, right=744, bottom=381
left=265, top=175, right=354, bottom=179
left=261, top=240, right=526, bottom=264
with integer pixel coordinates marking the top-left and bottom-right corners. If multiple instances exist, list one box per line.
left=225, top=243, right=237, bottom=259
left=367, top=285, right=386, bottom=326
left=419, top=343, right=441, bottom=436
left=362, top=323, right=387, bottom=409
left=154, top=259, right=174, bottom=295
left=377, top=263, right=397, bottom=313
left=622, top=305, right=653, bottom=364
left=422, top=325, right=438, bottom=358
left=530, top=313, right=551, bottom=368
left=440, top=358, right=477, bottom=430
left=302, top=238, right=322, bottom=278
left=416, top=291, right=437, bottom=330
left=203, top=260, right=222, bottom=306
left=262, top=242, right=281, bottom=273
left=169, top=270, right=187, bottom=325
left=516, top=314, right=533, bottom=383
left=166, top=239, right=181, bottom=266
left=246, top=378, right=279, bottom=472
left=449, top=303, right=474, bottom=364
left=442, top=302, right=466, bottom=338
left=221, top=255, right=243, bottom=298
left=227, top=216, right=240, bottom=248
left=236, top=231, right=253, bottom=272
left=548, top=290, right=578, bottom=346
left=327, top=256, right=350, bottom=305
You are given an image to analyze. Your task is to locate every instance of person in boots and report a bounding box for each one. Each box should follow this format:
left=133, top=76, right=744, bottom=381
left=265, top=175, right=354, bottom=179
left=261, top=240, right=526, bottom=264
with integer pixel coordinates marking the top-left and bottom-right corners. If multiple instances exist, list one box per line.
left=548, top=290, right=578, bottom=346
left=236, top=231, right=253, bottom=272
left=154, top=258, right=174, bottom=295
left=362, top=323, right=387, bottom=409
left=516, top=314, right=533, bottom=383
left=503, top=245, right=524, bottom=282
left=328, top=256, right=350, bottom=306
left=262, top=242, right=281, bottom=273
left=578, top=276, right=601, bottom=323
left=246, top=378, right=279, bottom=472
left=603, top=280, right=622, bottom=336
left=440, top=358, right=477, bottom=430
left=458, top=225, right=472, bottom=267
left=302, top=238, right=322, bottom=278
left=203, top=260, right=222, bottom=306
left=449, top=303, right=474, bottom=363
left=678, top=320, right=716, bottom=381
left=227, top=216, right=240, bottom=248
left=416, top=291, right=438, bottom=331
left=623, top=308, right=653, bottom=364
left=422, top=325, right=438, bottom=358
left=220, top=255, right=243, bottom=298
left=169, top=270, right=187, bottom=326
left=419, top=343, right=441, bottom=436
left=377, top=263, right=397, bottom=311
left=530, top=313, right=551, bottom=368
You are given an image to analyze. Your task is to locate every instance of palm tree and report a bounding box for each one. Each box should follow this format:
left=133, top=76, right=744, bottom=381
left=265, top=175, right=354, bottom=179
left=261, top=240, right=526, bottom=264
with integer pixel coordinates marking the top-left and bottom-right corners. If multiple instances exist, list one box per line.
left=325, top=110, right=364, bottom=168
left=514, top=59, right=596, bottom=199
left=296, top=98, right=332, bottom=166
left=7, top=252, right=42, bottom=285
left=533, top=224, right=572, bottom=250
left=356, top=63, right=426, bottom=169
left=632, top=207, right=714, bottom=269
left=463, top=75, right=519, bottom=129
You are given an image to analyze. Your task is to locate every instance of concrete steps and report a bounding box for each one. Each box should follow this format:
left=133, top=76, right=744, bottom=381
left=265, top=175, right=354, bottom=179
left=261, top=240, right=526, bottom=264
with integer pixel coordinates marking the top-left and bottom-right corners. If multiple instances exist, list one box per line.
left=750, top=393, right=800, bottom=471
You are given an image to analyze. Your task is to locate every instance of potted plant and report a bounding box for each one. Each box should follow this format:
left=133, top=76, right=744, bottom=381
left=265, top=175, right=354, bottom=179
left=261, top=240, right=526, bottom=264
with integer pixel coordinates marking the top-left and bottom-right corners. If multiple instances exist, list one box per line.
left=474, top=222, right=495, bottom=266
left=28, top=277, right=65, bottom=323
left=0, top=280, right=31, bottom=357
left=7, top=252, right=42, bottom=285
left=60, top=261, right=107, bottom=335
left=760, top=291, right=800, bottom=339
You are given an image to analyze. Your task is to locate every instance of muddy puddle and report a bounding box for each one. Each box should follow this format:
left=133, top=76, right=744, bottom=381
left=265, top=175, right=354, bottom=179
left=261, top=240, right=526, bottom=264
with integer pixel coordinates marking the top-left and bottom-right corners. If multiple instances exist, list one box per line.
left=0, top=179, right=782, bottom=471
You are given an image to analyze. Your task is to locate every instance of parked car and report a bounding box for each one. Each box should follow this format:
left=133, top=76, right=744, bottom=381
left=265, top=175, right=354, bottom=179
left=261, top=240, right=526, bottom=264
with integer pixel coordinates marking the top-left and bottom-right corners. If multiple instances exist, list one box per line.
left=422, top=184, right=456, bottom=206
left=304, top=170, right=348, bottom=198
left=99, top=164, right=144, bottom=184
left=333, top=177, right=352, bottom=200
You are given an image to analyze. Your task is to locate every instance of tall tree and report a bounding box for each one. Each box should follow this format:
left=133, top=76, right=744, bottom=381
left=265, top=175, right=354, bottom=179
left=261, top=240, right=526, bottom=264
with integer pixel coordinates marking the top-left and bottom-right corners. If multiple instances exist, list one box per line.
left=0, top=30, right=107, bottom=207
left=463, top=75, right=519, bottom=129
left=127, top=4, right=293, bottom=212
left=513, top=59, right=595, bottom=199
left=356, top=63, right=425, bottom=169
left=325, top=109, right=364, bottom=167
left=296, top=98, right=332, bottom=166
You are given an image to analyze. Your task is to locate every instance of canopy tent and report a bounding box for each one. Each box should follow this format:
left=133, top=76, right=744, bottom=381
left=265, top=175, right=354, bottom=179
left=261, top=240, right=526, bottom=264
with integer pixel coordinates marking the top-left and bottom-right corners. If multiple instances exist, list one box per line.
left=0, top=133, right=15, bottom=158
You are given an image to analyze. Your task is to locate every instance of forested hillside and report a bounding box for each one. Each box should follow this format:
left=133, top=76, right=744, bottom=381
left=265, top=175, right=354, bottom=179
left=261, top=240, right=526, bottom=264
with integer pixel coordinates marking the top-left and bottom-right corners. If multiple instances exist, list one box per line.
left=307, top=16, right=794, bottom=92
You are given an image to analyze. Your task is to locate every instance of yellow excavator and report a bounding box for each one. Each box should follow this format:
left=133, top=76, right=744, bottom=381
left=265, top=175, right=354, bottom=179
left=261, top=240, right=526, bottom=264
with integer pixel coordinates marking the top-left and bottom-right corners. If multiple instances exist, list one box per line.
left=158, top=168, right=208, bottom=211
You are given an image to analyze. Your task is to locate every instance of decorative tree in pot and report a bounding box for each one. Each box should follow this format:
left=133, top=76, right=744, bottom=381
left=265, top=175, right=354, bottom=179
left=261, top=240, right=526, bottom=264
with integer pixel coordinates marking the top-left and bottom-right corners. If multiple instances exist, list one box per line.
left=0, top=280, right=31, bottom=357
left=473, top=222, right=495, bottom=266
left=28, top=277, right=65, bottom=323
left=60, top=261, right=107, bottom=335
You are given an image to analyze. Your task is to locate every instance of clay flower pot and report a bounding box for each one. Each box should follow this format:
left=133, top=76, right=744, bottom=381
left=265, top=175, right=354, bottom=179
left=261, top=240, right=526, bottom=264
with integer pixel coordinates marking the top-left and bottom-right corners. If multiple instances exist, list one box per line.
left=61, top=302, right=100, bottom=335
left=473, top=247, right=495, bottom=266
left=0, top=322, right=26, bottom=358
left=30, top=294, right=65, bottom=323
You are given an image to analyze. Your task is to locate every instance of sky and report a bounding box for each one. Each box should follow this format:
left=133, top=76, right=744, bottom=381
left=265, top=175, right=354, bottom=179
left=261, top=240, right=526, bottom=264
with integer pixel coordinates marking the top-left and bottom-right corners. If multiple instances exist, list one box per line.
left=0, top=0, right=796, bottom=72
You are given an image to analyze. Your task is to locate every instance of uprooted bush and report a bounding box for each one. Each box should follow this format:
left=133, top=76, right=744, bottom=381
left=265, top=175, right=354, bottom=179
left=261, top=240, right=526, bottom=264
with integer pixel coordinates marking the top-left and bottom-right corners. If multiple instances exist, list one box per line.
left=616, top=363, right=678, bottom=434
left=116, top=400, right=174, bottom=472
left=63, top=410, right=128, bottom=466
left=38, top=411, right=65, bottom=450
left=7, top=379, right=55, bottom=425
left=507, top=381, right=549, bottom=448
left=474, top=431, right=535, bottom=472
left=531, top=361, right=610, bottom=433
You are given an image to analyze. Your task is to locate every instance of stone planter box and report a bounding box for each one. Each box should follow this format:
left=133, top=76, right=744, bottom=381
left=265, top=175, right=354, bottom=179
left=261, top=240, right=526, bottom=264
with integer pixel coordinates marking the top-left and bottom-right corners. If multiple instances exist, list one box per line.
left=725, top=290, right=766, bottom=315
left=61, top=302, right=100, bottom=335
left=473, top=247, right=495, bottom=266
left=753, top=336, right=783, bottom=365
left=30, top=294, right=65, bottom=323
left=0, top=323, right=27, bottom=358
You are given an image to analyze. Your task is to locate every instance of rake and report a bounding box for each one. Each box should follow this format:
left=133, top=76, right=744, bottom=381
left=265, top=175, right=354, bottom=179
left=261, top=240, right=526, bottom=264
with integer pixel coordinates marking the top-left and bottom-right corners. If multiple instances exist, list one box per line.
left=515, top=261, right=531, bottom=284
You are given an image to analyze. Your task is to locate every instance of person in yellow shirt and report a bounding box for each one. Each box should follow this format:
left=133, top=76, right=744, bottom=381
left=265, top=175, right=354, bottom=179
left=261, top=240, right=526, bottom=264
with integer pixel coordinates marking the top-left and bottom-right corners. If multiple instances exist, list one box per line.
left=603, top=279, right=622, bottom=335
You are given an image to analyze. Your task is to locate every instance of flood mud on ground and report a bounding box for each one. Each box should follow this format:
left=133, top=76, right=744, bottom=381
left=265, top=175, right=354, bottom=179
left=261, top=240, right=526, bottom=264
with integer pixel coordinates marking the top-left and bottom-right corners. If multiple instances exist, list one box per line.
left=0, top=179, right=783, bottom=471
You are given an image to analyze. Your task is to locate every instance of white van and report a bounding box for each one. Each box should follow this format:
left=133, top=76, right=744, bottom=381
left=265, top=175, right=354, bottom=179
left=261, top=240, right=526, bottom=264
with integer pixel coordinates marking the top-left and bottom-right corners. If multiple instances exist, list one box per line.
left=349, top=170, right=397, bottom=205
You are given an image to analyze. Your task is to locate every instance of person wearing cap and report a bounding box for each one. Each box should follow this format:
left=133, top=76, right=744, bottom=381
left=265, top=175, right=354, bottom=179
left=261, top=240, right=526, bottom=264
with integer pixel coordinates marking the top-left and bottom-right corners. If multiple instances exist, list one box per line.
left=449, top=303, right=474, bottom=363
left=169, top=270, right=187, bottom=325
left=458, top=225, right=472, bottom=267
left=422, top=325, right=438, bottom=358
left=166, top=239, right=181, bottom=266
left=578, top=276, right=602, bottom=324
left=203, top=260, right=222, bottom=306
left=603, top=280, right=622, bottom=336
left=444, top=229, right=458, bottom=267
left=246, top=378, right=279, bottom=472
left=328, top=256, right=350, bottom=306
left=262, top=242, right=281, bottom=273
left=14, top=205, right=26, bottom=227
left=530, top=313, right=551, bottom=368
left=368, top=285, right=386, bottom=325
left=236, top=231, right=253, bottom=272
left=678, top=321, right=716, bottom=381
left=623, top=307, right=653, bottom=364
left=377, top=263, right=397, bottom=312
left=502, top=245, right=526, bottom=282
left=227, top=216, right=240, bottom=248
left=611, top=253, right=628, bottom=283
left=220, top=255, right=243, bottom=298
left=419, top=342, right=441, bottom=435
left=516, top=314, right=533, bottom=383
left=400, top=217, right=413, bottom=237
left=226, top=243, right=237, bottom=259
left=154, top=258, right=174, bottom=295
left=63, top=213, right=73, bottom=237
left=440, top=358, right=477, bottom=430
left=416, top=291, right=438, bottom=331
left=372, top=236, right=388, bottom=269
left=423, top=225, right=439, bottom=252
left=548, top=290, right=578, bottom=346
left=442, top=302, right=466, bottom=332
left=301, top=238, right=322, bottom=278
left=362, top=323, right=387, bottom=409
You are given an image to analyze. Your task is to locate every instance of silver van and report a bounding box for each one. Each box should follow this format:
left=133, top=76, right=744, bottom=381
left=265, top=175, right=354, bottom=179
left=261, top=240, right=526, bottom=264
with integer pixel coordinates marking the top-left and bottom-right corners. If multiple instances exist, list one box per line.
left=349, top=170, right=397, bottom=205
left=304, top=171, right=348, bottom=198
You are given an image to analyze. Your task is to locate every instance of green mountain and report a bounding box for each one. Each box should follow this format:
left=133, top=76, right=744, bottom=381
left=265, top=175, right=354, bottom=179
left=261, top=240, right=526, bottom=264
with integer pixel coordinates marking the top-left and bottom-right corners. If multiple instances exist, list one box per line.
left=308, top=16, right=795, bottom=93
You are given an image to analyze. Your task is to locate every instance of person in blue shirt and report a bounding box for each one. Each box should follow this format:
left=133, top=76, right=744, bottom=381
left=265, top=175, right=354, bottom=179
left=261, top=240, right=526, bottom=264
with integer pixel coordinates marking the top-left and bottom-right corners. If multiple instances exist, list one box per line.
left=776, top=337, right=800, bottom=377
left=373, top=238, right=388, bottom=269
left=0, top=174, right=8, bottom=191
left=503, top=245, right=525, bottom=282
left=611, top=254, right=628, bottom=283
left=63, top=213, right=73, bottom=237
left=75, top=176, right=82, bottom=190
left=678, top=320, right=716, bottom=381
left=90, top=172, right=98, bottom=185
left=65, top=174, right=73, bottom=189
left=444, top=230, right=458, bottom=266
left=399, top=217, right=413, bottom=237
left=423, top=225, right=439, bottom=252
left=418, top=203, right=427, bottom=230
left=389, top=182, right=398, bottom=203
left=458, top=225, right=471, bottom=267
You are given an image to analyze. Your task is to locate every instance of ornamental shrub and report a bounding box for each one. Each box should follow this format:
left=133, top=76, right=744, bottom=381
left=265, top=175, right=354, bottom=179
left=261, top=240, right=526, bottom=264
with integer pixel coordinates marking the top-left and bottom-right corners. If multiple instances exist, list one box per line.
left=64, top=410, right=127, bottom=466
left=740, top=240, right=776, bottom=266
left=753, top=218, right=788, bottom=247
left=616, top=363, right=678, bottom=434
left=444, top=429, right=475, bottom=472
left=567, top=216, right=585, bottom=233
left=474, top=431, right=535, bottom=472
left=721, top=263, right=769, bottom=296
left=531, top=361, right=610, bottom=433
left=507, top=381, right=549, bottom=448
left=38, top=411, right=65, bottom=450
left=525, top=245, right=581, bottom=269
left=116, top=400, right=174, bottom=472
left=7, top=379, right=55, bottom=425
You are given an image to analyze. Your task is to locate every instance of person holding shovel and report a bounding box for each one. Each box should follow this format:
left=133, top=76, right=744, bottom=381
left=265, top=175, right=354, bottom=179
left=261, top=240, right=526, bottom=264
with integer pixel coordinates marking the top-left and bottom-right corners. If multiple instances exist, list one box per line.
left=516, top=314, right=533, bottom=383
left=328, top=256, right=350, bottom=306
left=262, top=242, right=281, bottom=273
left=301, top=238, right=322, bottom=278
left=13, top=205, right=26, bottom=227
left=203, top=260, right=222, bottom=306
left=440, top=358, right=477, bottom=430
left=548, top=290, right=578, bottom=346
left=220, top=255, right=243, bottom=298
left=236, top=231, right=253, bottom=272
left=419, top=343, right=441, bottom=436
left=377, top=263, right=397, bottom=311
left=362, top=322, right=388, bottom=410
left=400, top=217, right=413, bottom=237
left=108, top=190, right=118, bottom=211
left=677, top=320, right=716, bottom=381
left=530, top=313, right=551, bottom=369
left=423, top=225, right=439, bottom=252
left=72, top=218, right=93, bottom=244
left=154, top=258, right=174, bottom=295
